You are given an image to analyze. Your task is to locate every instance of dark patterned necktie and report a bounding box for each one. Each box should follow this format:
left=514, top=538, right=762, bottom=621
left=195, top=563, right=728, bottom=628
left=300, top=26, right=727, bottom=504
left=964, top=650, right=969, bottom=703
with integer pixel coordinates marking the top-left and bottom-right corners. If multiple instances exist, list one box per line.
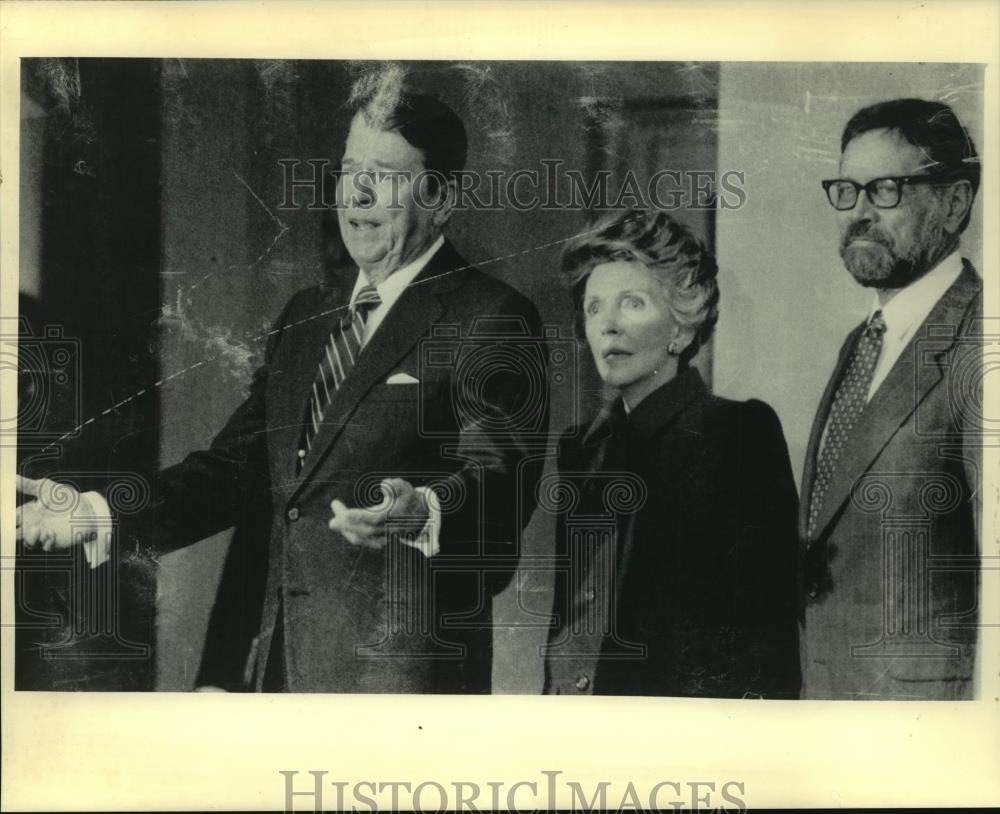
left=299, top=284, right=382, bottom=463
left=806, top=310, right=887, bottom=539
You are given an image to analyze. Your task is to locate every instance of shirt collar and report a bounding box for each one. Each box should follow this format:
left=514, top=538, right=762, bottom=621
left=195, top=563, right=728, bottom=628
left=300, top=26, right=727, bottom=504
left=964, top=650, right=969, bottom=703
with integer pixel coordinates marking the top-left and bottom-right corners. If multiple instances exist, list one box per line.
left=867, top=249, right=964, bottom=333
left=351, top=234, right=445, bottom=304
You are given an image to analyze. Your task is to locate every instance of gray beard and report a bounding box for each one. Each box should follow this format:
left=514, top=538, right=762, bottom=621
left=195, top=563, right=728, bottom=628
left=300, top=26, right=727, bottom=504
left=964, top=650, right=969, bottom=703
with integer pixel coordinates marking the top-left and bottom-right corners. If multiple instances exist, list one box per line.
left=840, top=215, right=952, bottom=290
left=841, top=242, right=920, bottom=289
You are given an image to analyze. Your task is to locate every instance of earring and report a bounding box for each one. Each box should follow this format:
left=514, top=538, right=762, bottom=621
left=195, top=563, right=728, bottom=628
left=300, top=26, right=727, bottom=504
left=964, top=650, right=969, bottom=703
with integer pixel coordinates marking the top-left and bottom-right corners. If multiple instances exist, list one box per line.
left=667, top=341, right=679, bottom=355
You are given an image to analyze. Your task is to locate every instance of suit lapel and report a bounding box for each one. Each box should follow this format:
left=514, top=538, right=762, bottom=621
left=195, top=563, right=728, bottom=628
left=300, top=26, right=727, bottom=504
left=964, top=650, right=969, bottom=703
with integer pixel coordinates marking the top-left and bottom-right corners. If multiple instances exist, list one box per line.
left=810, top=263, right=981, bottom=540
left=290, top=241, right=464, bottom=494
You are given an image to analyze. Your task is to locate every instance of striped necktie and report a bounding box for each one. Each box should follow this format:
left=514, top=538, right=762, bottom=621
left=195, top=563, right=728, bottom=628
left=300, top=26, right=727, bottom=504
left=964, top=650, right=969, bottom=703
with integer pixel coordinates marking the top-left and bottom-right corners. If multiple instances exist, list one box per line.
left=299, top=284, right=382, bottom=465
left=806, top=309, right=887, bottom=540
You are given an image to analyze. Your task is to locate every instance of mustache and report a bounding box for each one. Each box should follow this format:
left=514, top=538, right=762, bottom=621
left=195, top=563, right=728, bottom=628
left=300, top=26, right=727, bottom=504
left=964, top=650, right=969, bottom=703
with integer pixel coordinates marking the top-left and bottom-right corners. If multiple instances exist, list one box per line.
left=841, top=222, right=894, bottom=251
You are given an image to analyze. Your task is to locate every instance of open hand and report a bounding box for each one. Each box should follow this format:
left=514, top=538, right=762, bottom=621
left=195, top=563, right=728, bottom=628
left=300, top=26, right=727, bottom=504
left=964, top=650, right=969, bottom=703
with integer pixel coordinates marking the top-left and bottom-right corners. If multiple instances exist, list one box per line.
left=328, top=478, right=431, bottom=550
left=15, top=475, right=91, bottom=551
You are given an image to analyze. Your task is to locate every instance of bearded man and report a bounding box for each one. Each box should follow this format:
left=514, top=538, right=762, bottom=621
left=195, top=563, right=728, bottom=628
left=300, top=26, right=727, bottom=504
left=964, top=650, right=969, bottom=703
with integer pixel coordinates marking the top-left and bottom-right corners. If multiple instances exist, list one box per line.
left=800, top=98, right=982, bottom=700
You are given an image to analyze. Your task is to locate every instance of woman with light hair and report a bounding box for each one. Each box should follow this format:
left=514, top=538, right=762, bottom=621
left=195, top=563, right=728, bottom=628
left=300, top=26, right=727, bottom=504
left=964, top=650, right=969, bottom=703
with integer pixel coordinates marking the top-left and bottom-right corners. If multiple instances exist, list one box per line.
left=543, top=208, right=801, bottom=698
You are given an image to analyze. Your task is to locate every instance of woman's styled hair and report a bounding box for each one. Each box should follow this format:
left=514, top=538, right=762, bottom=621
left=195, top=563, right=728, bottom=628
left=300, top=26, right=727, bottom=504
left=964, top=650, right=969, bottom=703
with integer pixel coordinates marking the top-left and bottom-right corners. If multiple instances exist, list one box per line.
left=561, top=209, right=720, bottom=367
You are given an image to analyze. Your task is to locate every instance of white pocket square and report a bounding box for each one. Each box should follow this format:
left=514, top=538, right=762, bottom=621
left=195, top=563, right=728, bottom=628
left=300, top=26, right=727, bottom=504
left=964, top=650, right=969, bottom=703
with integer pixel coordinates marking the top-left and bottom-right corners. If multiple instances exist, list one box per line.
left=385, top=372, right=420, bottom=385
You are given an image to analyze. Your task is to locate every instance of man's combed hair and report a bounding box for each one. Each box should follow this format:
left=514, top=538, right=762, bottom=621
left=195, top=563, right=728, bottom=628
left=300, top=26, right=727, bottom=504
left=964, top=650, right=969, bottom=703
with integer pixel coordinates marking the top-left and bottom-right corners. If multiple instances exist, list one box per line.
left=562, top=209, right=720, bottom=367
left=842, top=98, right=980, bottom=231
left=352, top=89, right=468, bottom=179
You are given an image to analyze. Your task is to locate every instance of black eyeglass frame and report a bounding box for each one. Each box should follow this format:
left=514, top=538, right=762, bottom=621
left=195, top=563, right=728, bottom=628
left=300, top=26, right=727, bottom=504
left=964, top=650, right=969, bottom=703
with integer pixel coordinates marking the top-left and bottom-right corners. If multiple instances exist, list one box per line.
left=820, top=174, right=959, bottom=210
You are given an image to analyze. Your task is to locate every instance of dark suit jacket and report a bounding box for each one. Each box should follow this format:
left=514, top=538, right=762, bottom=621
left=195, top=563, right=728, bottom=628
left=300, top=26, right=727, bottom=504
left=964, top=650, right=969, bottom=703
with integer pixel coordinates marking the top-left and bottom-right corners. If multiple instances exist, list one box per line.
left=800, top=261, right=982, bottom=700
left=130, top=240, right=549, bottom=692
left=544, top=368, right=801, bottom=698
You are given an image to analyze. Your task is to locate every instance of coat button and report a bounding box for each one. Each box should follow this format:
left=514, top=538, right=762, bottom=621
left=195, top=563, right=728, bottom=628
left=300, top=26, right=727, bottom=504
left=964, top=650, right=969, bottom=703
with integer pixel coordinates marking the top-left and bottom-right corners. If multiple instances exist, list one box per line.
left=287, top=507, right=300, bottom=521
left=575, top=675, right=590, bottom=691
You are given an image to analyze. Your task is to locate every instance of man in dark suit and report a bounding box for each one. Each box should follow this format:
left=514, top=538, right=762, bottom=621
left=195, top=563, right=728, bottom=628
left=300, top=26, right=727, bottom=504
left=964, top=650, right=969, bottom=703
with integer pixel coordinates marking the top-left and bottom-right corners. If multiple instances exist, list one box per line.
left=801, top=98, right=982, bottom=700
left=17, top=91, right=549, bottom=693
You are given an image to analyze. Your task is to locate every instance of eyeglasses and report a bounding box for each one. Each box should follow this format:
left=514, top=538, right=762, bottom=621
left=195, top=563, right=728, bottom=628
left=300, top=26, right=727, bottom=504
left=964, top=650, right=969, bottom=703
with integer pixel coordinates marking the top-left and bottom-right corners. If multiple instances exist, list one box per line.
left=821, top=175, right=951, bottom=210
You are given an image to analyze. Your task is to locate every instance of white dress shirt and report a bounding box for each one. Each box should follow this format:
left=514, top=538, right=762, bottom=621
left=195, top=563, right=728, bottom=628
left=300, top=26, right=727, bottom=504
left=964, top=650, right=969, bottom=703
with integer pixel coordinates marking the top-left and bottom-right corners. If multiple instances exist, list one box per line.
left=817, top=249, right=965, bottom=456
left=352, top=234, right=444, bottom=346
left=866, top=249, right=963, bottom=400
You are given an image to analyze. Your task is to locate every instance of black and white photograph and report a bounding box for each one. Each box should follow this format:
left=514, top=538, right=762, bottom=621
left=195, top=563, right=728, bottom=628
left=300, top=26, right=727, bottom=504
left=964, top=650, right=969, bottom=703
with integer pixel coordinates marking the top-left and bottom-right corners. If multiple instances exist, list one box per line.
left=2, top=1, right=998, bottom=811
